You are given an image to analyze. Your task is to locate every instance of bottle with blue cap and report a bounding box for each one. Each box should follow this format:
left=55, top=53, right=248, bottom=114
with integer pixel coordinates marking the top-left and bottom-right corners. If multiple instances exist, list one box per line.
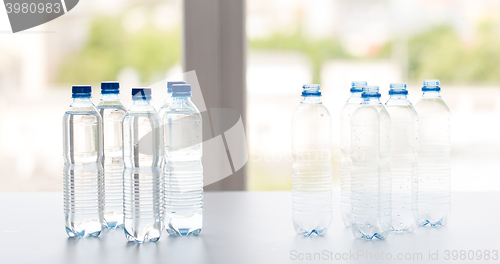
left=291, top=84, right=332, bottom=236
left=350, top=85, right=391, bottom=240
left=163, top=83, right=203, bottom=236
left=96, top=81, right=127, bottom=229
left=63, top=85, right=104, bottom=237
left=340, top=81, right=366, bottom=227
left=414, top=80, right=451, bottom=227
left=123, top=88, right=163, bottom=242
left=385, top=83, right=418, bottom=233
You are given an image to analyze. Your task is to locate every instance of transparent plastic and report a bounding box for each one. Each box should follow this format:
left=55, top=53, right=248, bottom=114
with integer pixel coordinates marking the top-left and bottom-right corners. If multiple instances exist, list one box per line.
left=350, top=86, right=391, bottom=240
left=123, top=94, right=163, bottom=242
left=96, top=93, right=127, bottom=229
left=385, top=84, right=418, bottom=233
left=415, top=83, right=451, bottom=227
left=63, top=97, right=104, bottom=237
left=162, top=92, right=203, bottom=236
left=340, top=81, right=365, bottom=227
left=292, top=85, right=332, bottom=236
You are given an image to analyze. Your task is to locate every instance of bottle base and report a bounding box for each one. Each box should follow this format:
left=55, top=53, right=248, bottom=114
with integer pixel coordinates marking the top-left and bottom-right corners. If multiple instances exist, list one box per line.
left=351, top=224, right=390, bottom=240
left=104, top=212, right=124, bottom=229
left=124, top=226, right=162, bottom=243
left=65, top=222, right=102, bottom=238
left=295, top=228, right=329, bottom=237
left=165, top=211, right=203, bottom=236
left=166, top=228, right=202, bottom=236
left=419, top=218, right=447, bottom=227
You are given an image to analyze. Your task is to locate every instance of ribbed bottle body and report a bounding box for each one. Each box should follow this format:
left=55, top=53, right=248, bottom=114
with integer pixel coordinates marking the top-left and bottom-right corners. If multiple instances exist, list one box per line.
left=350, top=103, right=391, bottom=240
left=415, top=94, right=451, bottom=227
left=97, top=102, right=126, bottom=229
left=385, top=99, right=418, bottom=233
left=162, top=98, right=203, bottom=236
left=292, top=97, right=332, bottom=236
left=123, top=104, right=163, bottom=242
left=63, top=102, right=104, bottom=238
left=340, top=94, right=363, bottom=227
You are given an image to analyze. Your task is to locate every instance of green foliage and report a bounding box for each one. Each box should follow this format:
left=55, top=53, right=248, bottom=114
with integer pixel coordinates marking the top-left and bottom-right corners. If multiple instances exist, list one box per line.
left=408, top=21, right=500, bottom=84
left=58, top=16, right=180, bottom=84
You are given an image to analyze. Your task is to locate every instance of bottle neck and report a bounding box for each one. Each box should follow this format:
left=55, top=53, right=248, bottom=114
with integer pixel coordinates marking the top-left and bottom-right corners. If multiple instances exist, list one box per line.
left=301, top=96, right=321, bottom=104
left=389, top=94, right=408, bottom=100
left=71, top=97, right=93, bottom=106
left=362, top=96, right=381, bottom=105
left=100, top=93, right=120, bottom=101
left=350, top=92, right=362, bottom=98
left=422, top=91, right=441, bottom=98
left=132, top=99, right=152, bottom=105
left=173, top=96, right=191, bottom=102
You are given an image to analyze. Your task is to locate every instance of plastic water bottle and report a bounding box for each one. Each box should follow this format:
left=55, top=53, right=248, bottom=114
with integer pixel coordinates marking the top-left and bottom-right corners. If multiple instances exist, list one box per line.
left=162, top=84, right=203, bottom=236
left=96, top=82, right=127, bottom=229
left=63, top=85, right=104, bottom=237
left=384, top=83, right=418, bottom=233
left=414, top=80, right=451, bottom=227
left=350, top=85, right=391, bottom=240
left=340, top=81, right=366, bottom=227
left=292, top=84, right=332, bottom=236
left=123, top=88, right=163, bottom=242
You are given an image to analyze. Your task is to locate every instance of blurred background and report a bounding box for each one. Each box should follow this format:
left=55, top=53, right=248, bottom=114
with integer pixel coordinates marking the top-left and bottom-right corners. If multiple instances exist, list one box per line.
left=1, top=0, right=500, bottom=192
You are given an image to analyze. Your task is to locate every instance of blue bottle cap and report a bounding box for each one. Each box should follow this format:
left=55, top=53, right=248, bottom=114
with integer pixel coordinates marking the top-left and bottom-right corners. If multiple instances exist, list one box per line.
left=361, top=85, right=381, bottom=98
left=422, top=79, right=440, bottom=91
left=132, top=88, right=152, bottom=100
left=172, top=84, right=192, bottom=97
left=302, top=84, right=321, bottom=96
left=101, top=81, right=119, bottom=94
left=351, top=81, right=367, bottom=93
left=72, top=85, right=91, bottom=98
left=167, top=81, right=186, bottom=93
left=389, top=83, right=408, bottom=95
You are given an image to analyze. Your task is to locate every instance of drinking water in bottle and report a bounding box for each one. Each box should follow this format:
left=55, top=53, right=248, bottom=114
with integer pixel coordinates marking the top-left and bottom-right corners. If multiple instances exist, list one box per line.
left=385, top=83, right=418, bottom=233
left=123, top=88, right=163, bottom=242
left=350, top=86, right=391, bottom=240
left=63, top=85, right=104, bottom=237
left=415, top=80, right=451, bottom=227
left=340, top=81, right=366, bottom=227
left=96, top=82, right=127, bottom=229
left=292, top=84, right=332, bottom=236
left=162, top=84, right=203, bottom=236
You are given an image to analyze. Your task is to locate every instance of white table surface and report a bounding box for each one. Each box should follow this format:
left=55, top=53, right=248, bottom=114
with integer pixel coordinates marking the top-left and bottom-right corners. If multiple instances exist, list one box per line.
left=0, top=191, right=498, bottom=264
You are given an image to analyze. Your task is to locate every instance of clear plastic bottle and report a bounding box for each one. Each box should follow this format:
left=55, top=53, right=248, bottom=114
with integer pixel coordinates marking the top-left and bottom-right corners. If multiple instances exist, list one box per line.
left=96, top=82, right=127, bottom=229
left=123, top=88, right=163, bottom=242
left=63, top=85, right=104, bottom=237
left=292, top=84, right=332, bottom=236
left=340, top=81, right=366, bottom=227
left=385, top=83, right=418, bottom=233
left=163, top=84, right=203, bottom=236
left=350, top=85, right=391, bottom=240
left=414, top=80, right=451, bottom=227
